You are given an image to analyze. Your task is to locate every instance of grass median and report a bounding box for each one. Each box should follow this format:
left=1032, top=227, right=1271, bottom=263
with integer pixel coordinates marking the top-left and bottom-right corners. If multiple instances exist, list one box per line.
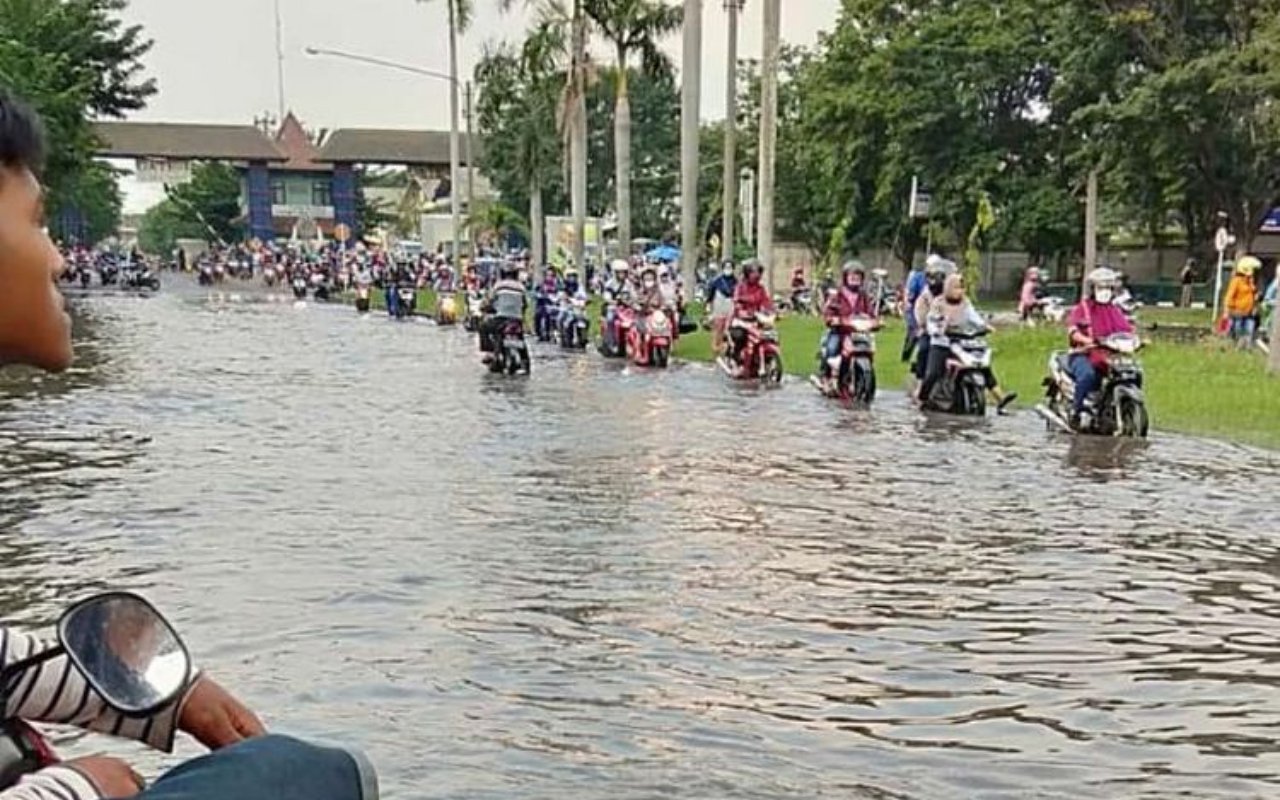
left=345, top=289, right=1278, bottom=449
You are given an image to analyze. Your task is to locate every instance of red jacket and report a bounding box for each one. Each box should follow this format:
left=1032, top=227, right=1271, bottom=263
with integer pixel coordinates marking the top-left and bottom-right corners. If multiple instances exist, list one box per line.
left=823, top=287, right=875, bottom=326
left=733, top=279, right=774, bottom=317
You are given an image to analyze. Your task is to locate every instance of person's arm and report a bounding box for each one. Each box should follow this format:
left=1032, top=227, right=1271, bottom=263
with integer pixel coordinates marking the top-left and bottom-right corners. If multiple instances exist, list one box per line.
left=0, top=764, right=110, bottom=800
left=0, top=628, right=184, bottom=753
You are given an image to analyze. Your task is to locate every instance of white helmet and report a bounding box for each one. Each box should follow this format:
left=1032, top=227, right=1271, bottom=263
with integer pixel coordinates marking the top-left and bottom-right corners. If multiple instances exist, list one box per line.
left=1086, top=267, right=1119, bottom=304
left=611, top=258, right=630, bottom=274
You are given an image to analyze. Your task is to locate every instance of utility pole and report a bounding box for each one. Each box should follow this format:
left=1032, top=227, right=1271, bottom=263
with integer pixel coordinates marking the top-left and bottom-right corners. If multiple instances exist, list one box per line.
left=721, top=0, right=744, bottom=263
left=680, top=0, right=704, bottom=292
left=447, top=0, right=463, bottom=263
left=1083, top=168, right=1099, bottom=296
left=465, top=81, right=475, bottom=252
left=274, top=0, right=287, bottom=119
left=757, top=0, right=780, bottom=293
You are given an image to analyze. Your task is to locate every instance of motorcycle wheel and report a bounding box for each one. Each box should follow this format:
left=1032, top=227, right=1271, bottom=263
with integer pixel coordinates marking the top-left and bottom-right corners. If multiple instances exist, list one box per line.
left=762, top=352, right=783, bottom=385
left=853, top=363, right=876, bottom=403
left=1119, top=398, right=1149, bottom=438
left=959, top=381, right=987, bottom=416
left=147, top=278, right=160, bottom=291
left=652, top=345, right=670, bottom=369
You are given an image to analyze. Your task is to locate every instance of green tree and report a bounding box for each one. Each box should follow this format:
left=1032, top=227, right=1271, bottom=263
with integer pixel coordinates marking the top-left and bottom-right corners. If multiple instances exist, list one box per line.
left=165, top=163, right=244, bottom=244
left=0, top=0, right=155, bottom=237
left=584, top=0, right=682, bottom=249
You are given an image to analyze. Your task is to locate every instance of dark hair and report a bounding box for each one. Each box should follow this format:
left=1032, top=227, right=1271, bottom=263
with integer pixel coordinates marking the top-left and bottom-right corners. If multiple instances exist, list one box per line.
left=0, top=90, right=46, bottom=173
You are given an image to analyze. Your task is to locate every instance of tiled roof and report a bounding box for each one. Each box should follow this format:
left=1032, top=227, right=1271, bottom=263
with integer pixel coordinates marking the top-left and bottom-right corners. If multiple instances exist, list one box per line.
left=93, top=121, right=286, bottom=161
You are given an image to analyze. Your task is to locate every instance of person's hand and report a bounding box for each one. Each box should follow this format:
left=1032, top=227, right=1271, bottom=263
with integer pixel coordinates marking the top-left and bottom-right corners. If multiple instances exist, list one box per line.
left=178, top=675, right=266, bottom=750
left=66, top=756, right=144, bottom=798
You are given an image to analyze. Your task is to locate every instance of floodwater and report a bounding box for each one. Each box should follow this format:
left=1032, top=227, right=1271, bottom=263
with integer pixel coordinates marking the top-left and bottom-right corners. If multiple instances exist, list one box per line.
left=2, top=282, right=1278, bottom=799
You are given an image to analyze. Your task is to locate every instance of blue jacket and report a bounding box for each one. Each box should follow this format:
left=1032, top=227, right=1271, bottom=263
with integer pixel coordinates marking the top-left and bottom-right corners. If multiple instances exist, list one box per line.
left=705, top=273, right=737, bottom=303
left=905, top=269, right=928, bottom=332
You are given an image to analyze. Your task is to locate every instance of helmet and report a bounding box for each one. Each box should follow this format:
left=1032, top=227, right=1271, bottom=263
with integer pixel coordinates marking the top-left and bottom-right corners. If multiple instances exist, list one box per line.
left=841, top=260, right=866, bottom=285
left=565, top=267, right=579, bottom=278
left=925, top=257, right=956, bottom=279
left=611, top=258, right=630, bottom=275
left=1236, top=255, right=1262, bottom=275
left=1085, top=267, right=1119, bottom=304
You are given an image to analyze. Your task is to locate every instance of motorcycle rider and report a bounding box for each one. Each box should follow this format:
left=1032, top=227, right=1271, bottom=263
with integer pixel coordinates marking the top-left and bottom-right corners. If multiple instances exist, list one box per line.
left=0, top=89, right=374, bottom=800
left=912, top=257, right=952, bottom=379
left=727, top=259, right=775, bottom=367
left=704, top=261, right=737, bottom=354
left=817, top=262, right=878, bottom=391
left=479, top=263, right=528, bottom=359
left=1064, top=267, right=1136, bottom=428
left=915, top=273, right=1017, bottom=413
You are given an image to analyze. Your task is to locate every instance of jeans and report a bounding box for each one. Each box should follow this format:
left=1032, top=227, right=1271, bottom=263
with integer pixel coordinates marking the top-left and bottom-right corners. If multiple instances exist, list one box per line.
left=1068, top=352, right=1100, bottom=415
left=820, top=331, right=840, bottom=375
left=1229, top=314, right=1256, bottom=343
left=140, top=735, right=376, bottom=800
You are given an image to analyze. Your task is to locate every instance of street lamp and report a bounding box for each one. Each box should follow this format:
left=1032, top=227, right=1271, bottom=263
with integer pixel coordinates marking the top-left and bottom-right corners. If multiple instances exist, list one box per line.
left=303, top=46, right=476, bottom=257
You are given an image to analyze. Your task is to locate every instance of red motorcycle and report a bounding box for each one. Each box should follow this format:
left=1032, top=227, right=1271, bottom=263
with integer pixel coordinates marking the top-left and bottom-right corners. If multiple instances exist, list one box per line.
left=600, top=300, right=635, bottom=359
left=627, top=307, right=673, bottom=368
left=812, top=315, right=880, bottom=403
left=719, top=312, right=783, bottom=384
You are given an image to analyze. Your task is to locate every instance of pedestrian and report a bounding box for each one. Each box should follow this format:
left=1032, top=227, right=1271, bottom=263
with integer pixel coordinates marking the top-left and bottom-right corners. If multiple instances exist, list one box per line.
left=1179, top=258, right=1196, bottom=307
left=901, top=258, right=928, bottom=361
left=1224, top=255, right=1260, bottom=348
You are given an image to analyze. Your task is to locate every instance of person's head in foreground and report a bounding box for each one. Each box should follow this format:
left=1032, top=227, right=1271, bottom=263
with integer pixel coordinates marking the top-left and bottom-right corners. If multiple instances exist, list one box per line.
left=0, top=90, right=70, bottom=371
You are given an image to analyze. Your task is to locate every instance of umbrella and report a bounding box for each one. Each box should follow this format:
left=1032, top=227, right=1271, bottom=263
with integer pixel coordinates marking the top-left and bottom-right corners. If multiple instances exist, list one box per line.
left=646, top=244, right=681, bottom=262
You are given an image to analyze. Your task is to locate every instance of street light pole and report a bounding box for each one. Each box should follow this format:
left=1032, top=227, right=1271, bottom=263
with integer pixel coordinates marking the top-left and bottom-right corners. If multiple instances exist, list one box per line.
left=680, top=0, right=704, bottom=294
left=465, top=81, right=475, bottom=253
left=274, top=0, right=287, bottom=120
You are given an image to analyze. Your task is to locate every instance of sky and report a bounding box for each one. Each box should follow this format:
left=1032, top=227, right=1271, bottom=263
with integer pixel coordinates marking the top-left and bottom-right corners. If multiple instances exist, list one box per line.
left=115, top=0, right=841, bottom=213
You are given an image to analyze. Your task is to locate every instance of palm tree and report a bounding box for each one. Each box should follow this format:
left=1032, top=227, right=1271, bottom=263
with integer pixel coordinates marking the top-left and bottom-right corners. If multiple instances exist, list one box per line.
left=504, top=0, right=591, bottom=272
left=585, top=0, right=682, bottom=251
left=418, top=0, right=473, bottom=263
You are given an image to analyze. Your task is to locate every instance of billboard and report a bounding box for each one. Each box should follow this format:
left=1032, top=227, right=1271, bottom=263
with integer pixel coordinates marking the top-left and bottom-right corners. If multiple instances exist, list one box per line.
left=135, top=157, right=192, bottom=185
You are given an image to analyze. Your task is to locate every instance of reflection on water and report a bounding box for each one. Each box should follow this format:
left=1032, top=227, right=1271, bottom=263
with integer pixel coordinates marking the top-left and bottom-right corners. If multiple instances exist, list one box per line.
left=1, top=284, right=1278, bottom=799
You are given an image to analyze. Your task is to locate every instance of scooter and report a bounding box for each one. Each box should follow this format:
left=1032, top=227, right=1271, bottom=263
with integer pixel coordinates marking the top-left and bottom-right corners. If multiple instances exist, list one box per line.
left=435, top=294, right=459, bottom=325
left=464, top=291, right=485, bottom=332
left=533, top=293, right=557, bottom=342
left=354, top=284, right=371, bottom=313
left=719, top=313, right=783, bottom=384
left=1037, top=333, right=1149, bottom=437
left=291, top=275, right=308, bottom=300
left=262, top=266, right=279, bottom=287
left=558, top=297, right=590, bottom=350
left=627, top=308, right=674, bottom=368
left=0, top=592, right=377, bottom=797
left=920, top=326, right=994, bottom=416
left=394, top=286, right=416, bottom=319
left=812, top=315, right=880, bottom=402
left=121, top=266, right=161, bottom=292
left=488, top=319, right=531, bottom=376
left=599, top=299, right=634, bottom=359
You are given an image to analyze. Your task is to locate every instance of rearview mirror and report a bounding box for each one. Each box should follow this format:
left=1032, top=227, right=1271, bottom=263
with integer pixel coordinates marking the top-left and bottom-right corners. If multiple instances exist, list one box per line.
left=58, top=592, right=192, bottom=716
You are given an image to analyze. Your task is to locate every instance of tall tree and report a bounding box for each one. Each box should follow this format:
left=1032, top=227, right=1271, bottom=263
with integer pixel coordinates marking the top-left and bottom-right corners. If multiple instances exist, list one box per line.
left=417, top=0, right=472, bottom=261
left=584, top=0, right=682, bottom=251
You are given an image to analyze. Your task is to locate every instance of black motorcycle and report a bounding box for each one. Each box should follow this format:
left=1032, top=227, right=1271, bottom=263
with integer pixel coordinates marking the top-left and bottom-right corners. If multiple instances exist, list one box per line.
left=121, top=266, right=161, bottom=291
left=291, top=275, right=308, bottom=300
left=489, top=319, right=532, bottom=376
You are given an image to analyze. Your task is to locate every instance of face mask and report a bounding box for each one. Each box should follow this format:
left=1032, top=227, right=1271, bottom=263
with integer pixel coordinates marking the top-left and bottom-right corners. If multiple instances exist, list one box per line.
left=644, top=279, right=656, bottom=289
left=722, top=267, right=732, bottom=276
left=847, top=281, right=862, bottom=292
left=1094, top=288, right=1114, bottom=304
left=929, top=280, right=944, bottom=294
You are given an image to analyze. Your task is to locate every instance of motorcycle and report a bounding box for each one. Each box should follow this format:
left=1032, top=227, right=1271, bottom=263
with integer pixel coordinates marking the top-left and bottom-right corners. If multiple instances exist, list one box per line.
left=121, top=266, right=161, bottom=291
left=812, top=315, right=880, bottom=402
left=291, top=275, right=308, bottom=300
left=262, top=266, right=279, bottom=287
left=0, top=592, right=377, bottom=797
left=463, top=291, right=485, bottom=332
left=1029, top=296, right=1067, bottom=325
left=920, top=326, right=994, bottom=416
left=599, top=298, right=634, bottom=359
left=435, top=294, right=459, bottom=325
left=1038, top=333, right=1149, bottom=437
left=393, top=286, right=416, bottom=319
left=786, top=287, right=813, bottom=315
left=533, top=293, right=557, bottom=342
left=78, top=267, right=92, bottom=289
left=719, top=313, right=784, bottom=384
left=312, top=275, right=332, bottom=303
left=354, top=284, right=371, bottom=314
left=488, top=319, right=531, bottom=376
left=557, top=297, right=590, bottom=350
left=627, top=308, right=674, bottom=368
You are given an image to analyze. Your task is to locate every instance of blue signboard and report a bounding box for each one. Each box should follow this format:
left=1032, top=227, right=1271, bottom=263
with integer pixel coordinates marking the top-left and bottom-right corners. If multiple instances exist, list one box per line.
left=1261, top=207, right=1280, bottom=233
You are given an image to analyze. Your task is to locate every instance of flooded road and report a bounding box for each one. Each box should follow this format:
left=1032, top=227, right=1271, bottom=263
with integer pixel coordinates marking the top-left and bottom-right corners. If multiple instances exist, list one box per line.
left=2, top=284, right=1278, bottom=799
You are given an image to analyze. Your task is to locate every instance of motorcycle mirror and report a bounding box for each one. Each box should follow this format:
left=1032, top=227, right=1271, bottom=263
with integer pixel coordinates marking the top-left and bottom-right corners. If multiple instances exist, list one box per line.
left=58, top=592, right=192, bottom=716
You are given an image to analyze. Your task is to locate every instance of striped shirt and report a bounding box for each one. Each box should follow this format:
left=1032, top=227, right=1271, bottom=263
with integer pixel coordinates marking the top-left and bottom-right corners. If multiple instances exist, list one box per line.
left=0, top=628, right=189, bottom=800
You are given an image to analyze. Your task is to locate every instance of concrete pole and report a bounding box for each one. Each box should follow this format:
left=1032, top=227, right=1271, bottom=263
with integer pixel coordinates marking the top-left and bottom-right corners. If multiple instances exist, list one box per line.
left=721, top=0, right=742, bottom=263
left=1269, top=303, right=1280, bottom=372
left=570, top=1, right=588, bottom=272
left=447, top=0, right=463, bottom=263
left=465, top=81, right=475, bottom=253
left=757, top=0, right=780, bottom=293
left=1082, top=167, right=1098, bottom=296
left=274, top=0, right=287, bottom=120
left=680, top=0, right=704, bottom=293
